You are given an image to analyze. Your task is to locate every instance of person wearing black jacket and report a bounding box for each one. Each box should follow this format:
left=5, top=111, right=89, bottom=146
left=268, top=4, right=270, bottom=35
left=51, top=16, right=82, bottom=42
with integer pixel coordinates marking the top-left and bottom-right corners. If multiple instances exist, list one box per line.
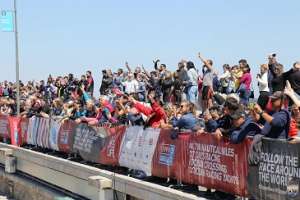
left=99, top=70, right=113, bottom=95
left=271, top=63, right=285, bottom=93
left=177, top=62, right=189, bottom=100
left=267, top=53, right=278, bottom=93
left=173, top=71, right=182, bottom=105
left=282, top=62, right=300, bottom=95
left=161, top=71, right=174, bottom=103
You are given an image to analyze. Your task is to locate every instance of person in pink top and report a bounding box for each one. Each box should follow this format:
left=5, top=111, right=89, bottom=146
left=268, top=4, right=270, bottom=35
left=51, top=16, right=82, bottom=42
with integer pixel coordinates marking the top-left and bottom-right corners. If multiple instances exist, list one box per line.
left=238, top=63, right=252, bottom=105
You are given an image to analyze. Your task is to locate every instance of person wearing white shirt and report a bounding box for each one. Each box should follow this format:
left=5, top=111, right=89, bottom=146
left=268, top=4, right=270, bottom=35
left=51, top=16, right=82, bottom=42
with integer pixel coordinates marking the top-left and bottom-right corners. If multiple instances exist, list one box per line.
left=257, top=64, right=270, bottom=108
left=123, top=73, right=139, bottom=94
left=219, top=64, right=231, bottom=94
left=186, top=61, right=199, bottom=105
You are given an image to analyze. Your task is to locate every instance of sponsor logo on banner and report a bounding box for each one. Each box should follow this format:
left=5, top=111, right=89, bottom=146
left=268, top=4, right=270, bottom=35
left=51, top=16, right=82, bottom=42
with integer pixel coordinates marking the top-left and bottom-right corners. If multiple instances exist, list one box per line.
left=159, top=144, right=175, bottom=166
left=106, top=135, right=117, bottom=158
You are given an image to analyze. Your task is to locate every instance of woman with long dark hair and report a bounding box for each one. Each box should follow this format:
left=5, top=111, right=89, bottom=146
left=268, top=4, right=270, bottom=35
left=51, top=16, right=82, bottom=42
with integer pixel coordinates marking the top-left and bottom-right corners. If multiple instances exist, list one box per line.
left=238, top=64, right=252, bottom=105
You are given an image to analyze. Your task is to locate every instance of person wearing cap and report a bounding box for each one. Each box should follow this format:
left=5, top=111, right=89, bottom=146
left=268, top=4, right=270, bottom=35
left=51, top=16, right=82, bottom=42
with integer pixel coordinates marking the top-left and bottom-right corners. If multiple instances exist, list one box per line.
left=253, top=91, right=290, bottom=139
left=229, top=108, right=261, bottom=144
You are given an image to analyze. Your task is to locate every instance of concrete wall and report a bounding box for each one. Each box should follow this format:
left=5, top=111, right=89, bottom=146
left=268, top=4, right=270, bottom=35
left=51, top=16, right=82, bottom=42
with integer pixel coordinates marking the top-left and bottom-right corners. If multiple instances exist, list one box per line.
left=0, top=143, right=204, bottom=200
left=0, top=168, right=74, bottom=200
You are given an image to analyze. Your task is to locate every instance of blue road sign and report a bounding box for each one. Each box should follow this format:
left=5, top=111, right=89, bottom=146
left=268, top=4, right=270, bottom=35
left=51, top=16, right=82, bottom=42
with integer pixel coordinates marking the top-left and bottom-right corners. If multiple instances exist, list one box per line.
left=0, top=10, right=14, bottom=32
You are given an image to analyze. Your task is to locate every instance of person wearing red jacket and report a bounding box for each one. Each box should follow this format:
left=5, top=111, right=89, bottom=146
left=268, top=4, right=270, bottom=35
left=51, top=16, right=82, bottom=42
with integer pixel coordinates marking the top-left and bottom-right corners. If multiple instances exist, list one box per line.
left=289, top=104, right=300, bottom=138
left=146, top=94, right=167, bottom=128
left=132, top=100, right=152, bottom=116
left=129, top=94, right=166, bottom=128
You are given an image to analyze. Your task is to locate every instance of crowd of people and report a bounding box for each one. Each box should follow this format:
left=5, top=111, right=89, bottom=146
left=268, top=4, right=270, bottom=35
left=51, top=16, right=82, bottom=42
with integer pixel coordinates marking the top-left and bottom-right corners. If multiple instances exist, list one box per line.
left=1, top=53, right=300, bottom=144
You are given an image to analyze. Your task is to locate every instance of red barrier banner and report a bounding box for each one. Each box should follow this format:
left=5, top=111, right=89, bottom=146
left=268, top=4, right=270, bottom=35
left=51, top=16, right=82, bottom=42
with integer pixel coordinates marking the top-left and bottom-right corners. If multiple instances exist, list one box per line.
left=8, top=116, right=22, bottom=146
left=177, top=134, right=250, bottom=197
left=152, top=129, right=181, bottom=179
left=20, top=118, right=29, bottom=145
left=99, top=126, right=126, bottom=166
left=0, top=115, right=9, bottom=139
left=58, top=120, right=76, bottom=153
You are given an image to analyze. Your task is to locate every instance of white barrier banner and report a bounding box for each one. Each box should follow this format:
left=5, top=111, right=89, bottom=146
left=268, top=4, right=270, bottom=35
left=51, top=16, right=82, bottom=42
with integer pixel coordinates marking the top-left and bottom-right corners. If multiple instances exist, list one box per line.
left=49, top=119, right=61, bottom=151
left=27, top=117, right=36, bottom=145
left=119, top=126, right=160, bottom=176
left=36, top=118, right=50, bottom=148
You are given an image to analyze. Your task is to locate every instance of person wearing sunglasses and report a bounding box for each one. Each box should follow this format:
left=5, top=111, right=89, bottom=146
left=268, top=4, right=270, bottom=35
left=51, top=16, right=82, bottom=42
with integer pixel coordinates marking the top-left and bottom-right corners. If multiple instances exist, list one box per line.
left=171, top=101, right=197, bottom=131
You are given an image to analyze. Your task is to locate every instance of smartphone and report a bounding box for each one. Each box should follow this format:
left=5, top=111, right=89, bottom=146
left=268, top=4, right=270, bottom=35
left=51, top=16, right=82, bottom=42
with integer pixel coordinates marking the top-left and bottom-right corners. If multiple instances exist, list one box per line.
left=248, top=102, right=255, bottom=110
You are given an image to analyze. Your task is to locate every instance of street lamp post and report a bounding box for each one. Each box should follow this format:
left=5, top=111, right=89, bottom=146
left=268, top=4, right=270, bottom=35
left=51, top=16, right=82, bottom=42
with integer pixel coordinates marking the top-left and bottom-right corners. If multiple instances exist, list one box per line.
left=13, top=0, right=20, bottom=116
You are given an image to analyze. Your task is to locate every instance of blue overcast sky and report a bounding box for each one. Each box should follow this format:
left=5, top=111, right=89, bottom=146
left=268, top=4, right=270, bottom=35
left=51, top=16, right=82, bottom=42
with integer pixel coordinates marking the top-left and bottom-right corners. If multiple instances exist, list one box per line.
left=1, top=0, right=300, bottom=92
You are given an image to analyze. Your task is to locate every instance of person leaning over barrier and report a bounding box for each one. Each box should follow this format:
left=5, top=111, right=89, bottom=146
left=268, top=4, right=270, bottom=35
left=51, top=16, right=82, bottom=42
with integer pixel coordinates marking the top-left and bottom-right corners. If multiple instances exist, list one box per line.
left=253, top=91, right=290, bottom=139
left=228, top=107, right=261, bottom=144
left=144, top=93, right=167, bottom=128
left=170, top=101, right=198, bottom=131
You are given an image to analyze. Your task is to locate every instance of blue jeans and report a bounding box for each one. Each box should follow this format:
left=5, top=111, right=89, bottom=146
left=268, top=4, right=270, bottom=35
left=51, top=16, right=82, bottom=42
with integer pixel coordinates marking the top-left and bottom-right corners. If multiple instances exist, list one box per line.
left=187, top=85, right=198, bottom=104
left=238, top=84, right=250, bottom=105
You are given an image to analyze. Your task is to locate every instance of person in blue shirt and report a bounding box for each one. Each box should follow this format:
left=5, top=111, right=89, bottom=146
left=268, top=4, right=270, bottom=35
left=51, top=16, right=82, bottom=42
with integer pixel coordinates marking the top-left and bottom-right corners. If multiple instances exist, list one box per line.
left=171, top=101, right=197, bottom=131
left=229, top=108, right=261, bottom=144
left=253, top=91, right=290, bottom=139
